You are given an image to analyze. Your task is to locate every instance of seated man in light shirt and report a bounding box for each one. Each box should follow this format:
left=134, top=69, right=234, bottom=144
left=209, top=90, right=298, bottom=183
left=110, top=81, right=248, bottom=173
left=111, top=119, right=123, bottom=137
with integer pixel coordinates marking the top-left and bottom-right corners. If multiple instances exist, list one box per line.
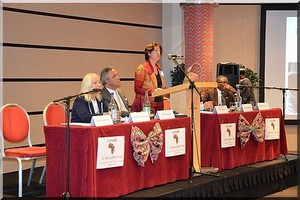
left=100, top=67, right=130, bottom=117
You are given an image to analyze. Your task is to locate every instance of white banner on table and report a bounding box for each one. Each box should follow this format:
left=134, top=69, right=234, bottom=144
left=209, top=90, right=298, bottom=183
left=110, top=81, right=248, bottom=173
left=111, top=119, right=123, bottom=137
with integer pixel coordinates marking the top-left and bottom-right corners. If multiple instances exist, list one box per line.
left=90, top=115, right=113, bottom=126
left=165, top=128, right=186, bottom=157
left=256, top=102, right=270, bottom=110
left=265, top=118, right=280, bottom=140
left=128, top=111, right=150, bottom=123
left=154, top=110, right=175, bottom=120
left=96, top=136, right=125, bottom=169
left=242, top=104, right=253, bottom=112
left=220, top=123, right=236, bottom=148
left=213, top=105, right=229, bottom=114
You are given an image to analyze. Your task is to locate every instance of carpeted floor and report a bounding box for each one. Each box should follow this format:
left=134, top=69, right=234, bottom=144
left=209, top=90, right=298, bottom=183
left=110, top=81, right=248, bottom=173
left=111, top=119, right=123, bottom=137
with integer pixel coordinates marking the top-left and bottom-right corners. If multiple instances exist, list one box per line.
left=3, top=168, right=46, bottom=198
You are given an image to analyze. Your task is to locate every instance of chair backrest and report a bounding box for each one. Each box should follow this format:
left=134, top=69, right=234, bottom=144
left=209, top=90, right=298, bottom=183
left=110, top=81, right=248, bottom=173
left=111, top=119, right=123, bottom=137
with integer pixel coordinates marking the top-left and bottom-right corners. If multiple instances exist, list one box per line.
left=0, top=103, right=31, bottom=144
left=163, top=99, right=171, bottom=110
left=43, top=102, right=66, bottom=125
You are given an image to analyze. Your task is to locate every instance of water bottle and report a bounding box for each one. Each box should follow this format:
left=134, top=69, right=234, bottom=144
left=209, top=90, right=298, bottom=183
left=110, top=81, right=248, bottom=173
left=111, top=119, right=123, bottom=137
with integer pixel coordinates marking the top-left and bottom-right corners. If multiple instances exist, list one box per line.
left=235, top=86, right=242, bottom=111
left=142, top=91, right=151, bottom=117
left=108, top=93, right=119, bottom=123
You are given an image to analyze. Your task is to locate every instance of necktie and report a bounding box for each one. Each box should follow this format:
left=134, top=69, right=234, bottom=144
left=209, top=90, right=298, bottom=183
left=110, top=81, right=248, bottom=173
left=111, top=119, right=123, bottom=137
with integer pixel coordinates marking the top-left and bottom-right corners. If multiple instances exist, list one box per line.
left=221, top=91, right=226, bottom=106
left=116, top=91, right=128, bottom=112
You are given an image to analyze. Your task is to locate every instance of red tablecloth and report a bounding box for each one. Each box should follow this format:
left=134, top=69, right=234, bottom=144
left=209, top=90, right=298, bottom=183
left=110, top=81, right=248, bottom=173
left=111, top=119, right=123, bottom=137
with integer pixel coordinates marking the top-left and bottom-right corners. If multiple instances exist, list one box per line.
left=200, top=108, right=288, bottom=171
left=44, top=117, right=191, bottom=197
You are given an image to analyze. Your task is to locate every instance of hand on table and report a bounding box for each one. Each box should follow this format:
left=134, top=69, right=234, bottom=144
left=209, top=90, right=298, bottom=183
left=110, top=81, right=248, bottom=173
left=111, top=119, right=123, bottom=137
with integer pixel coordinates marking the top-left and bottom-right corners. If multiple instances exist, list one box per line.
left=203, top=101, right=214, bottom=111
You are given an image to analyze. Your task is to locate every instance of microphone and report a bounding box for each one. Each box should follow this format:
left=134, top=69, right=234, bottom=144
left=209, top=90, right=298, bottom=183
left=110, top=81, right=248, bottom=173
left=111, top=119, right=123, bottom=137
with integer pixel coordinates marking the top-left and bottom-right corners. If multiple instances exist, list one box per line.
left=168, top=54, right=185, bottom=60
left=236, top=84, right=251, bottom=88
left=90, top=88, right=102, bottom=93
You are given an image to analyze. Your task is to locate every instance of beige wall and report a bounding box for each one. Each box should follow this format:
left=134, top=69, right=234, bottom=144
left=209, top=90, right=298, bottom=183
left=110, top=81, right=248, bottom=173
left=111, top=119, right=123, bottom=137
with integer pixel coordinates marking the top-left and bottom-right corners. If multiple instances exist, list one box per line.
left=213, top=5, right=261, bottom=76
left=3, top=3, right=162, bottom=172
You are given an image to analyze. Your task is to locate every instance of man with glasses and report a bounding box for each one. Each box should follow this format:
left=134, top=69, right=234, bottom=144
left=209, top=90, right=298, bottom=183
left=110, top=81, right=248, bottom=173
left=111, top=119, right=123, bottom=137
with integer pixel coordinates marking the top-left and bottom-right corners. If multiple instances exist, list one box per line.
left=201, top=75, right=235, bottom=110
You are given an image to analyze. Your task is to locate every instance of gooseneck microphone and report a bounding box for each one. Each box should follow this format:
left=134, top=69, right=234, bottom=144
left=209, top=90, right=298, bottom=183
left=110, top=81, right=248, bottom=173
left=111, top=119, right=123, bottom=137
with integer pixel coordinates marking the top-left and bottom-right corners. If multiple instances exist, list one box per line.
left=236, top=84, right=252, bottom=88
left=168, top=54, right=185, bottom=60
left=90, top=88, right=102, bottom=93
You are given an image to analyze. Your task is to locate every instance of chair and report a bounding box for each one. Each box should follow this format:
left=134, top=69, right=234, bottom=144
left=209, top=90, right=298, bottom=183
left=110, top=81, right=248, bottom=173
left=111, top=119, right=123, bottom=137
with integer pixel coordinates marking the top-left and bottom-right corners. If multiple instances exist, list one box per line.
left=163, top=98, right=171, bottom=110
left=43, top=102, right=66, bottom=126
left=0, top=103, right=46, bottom=197
left=39, top=102, right=66, bottom=184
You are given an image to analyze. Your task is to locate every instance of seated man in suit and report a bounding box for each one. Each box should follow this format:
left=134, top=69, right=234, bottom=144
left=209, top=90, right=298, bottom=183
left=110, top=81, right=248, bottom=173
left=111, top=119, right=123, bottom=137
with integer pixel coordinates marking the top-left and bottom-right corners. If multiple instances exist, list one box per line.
left=201, top=75, right=236, bottom=110
left=100, top=67, right=130, bottom=117
left=239, top=68, right=256, bottom=105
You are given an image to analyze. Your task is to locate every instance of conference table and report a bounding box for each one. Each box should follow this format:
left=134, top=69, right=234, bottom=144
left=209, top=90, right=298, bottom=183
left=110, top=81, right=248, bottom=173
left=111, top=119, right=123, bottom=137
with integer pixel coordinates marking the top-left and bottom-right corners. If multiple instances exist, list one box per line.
left=200, top=108, right=288, bottom=171
left=44, top=117, right=191, bottom=198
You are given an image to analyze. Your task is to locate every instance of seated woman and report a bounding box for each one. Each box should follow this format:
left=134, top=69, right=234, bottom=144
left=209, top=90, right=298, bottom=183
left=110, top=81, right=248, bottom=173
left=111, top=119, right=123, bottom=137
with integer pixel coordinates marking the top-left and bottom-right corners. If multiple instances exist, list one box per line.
left=71, top=73, right=103, bottom=123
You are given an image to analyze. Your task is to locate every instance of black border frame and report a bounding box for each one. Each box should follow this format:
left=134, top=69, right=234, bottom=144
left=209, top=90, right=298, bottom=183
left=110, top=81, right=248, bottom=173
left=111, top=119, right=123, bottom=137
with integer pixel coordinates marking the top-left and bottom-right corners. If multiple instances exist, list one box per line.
left=260, top=3, right=298, bottom=125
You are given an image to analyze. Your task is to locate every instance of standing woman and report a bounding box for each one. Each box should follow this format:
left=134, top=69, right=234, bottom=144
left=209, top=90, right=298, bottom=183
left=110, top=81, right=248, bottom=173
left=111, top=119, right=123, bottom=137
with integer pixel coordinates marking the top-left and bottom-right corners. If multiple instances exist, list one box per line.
left=71, top=73, right=103, bottom=123
left=131, top=42, right=168, bottom=113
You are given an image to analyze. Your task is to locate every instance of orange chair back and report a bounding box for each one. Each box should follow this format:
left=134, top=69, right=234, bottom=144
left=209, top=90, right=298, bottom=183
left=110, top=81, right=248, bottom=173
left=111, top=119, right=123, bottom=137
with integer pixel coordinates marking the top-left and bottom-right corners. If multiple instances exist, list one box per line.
left=163, top=98, right=171, bottom=110
left=44, top=103, right=66, bottom=125
left=1, top=104, right=29, bottom=142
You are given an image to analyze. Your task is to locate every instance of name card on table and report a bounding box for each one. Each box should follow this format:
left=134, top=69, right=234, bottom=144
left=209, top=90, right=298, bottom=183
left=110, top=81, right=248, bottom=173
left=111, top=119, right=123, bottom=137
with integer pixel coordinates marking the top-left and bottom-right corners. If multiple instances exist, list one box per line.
left=242, top=104, right=253, bottom=112
left=220, top=123, right=236, bottom=148
left=128, top=111, right=150, bottom=123
left=96, top=136, right=125, bottom=169
left=256, top=102, right=270, bottom=110
left=213, top=106, right=229, bottom=114
left=165, top=128, right=186, bottom=157
left=90, top=115, right=113, bottom=126
left=154, top=110, right=175, bottom=120
left=265, top=118, right=280, bottom=140
left=61, top=122, right=91, bottom=126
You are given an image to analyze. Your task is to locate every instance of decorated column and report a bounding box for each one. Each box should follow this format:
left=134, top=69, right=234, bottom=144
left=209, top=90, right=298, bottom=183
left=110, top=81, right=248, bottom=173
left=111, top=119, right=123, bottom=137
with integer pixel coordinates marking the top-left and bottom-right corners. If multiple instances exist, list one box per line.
left=182, top=3, right=214, bottom=81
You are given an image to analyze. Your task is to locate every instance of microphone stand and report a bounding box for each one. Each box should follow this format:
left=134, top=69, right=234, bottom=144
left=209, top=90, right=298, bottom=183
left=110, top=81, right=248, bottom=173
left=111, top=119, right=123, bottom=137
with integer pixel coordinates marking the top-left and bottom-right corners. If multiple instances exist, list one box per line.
left=254, top=86, right=298, bottom=119
left=53, top=89, right=101, bottom=199
left=170, top=58, right=219, bottom=184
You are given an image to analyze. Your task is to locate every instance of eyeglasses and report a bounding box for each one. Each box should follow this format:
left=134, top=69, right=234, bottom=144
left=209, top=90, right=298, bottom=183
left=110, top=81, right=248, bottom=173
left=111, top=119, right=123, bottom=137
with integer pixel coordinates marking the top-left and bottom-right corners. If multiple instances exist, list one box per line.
left=154, top=50, right=161, bottom=53
left=217, top=81, right=228, bottom=84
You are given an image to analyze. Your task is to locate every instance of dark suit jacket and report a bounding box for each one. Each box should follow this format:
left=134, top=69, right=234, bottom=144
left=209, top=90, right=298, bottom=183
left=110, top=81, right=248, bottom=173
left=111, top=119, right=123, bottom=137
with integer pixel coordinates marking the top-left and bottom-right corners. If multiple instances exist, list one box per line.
left=101, top=87, right=130, bottom=117
left=71, top=96, right=103, bottom=123
left=204, top=88, right=235, bottom=108
left=240, top=78, right=256, bottom=105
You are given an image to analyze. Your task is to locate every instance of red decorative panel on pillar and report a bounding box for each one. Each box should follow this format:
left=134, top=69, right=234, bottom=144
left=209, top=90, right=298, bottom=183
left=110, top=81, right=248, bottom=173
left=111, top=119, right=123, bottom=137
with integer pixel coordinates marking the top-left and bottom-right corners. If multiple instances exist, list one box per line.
left=183, top=4, right=214, bottom=81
